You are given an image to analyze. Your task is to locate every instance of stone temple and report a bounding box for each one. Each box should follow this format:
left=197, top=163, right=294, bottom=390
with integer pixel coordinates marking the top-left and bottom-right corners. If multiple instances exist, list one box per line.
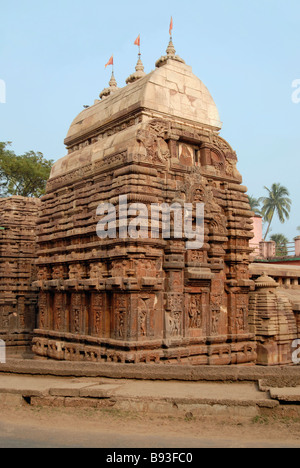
left=0, top=196, right=40, bottom=354
left=31, top=40, right=258, bottom=365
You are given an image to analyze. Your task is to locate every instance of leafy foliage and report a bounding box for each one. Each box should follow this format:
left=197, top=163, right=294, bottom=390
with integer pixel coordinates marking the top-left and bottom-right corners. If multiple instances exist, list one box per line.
left=0, top=142, right=53, bottom=198
left=259, top=183, right=292, bottom=240
left=270, top=233, right=289, bottom=257
left=248, top=195, right=262, bottom=216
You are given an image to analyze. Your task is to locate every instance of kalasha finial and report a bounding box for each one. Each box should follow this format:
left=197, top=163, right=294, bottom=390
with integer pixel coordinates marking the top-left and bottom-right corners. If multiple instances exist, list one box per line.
left=109, top=70, right=118, bottom=89
left=155, top=39, right=185, bottom=68
left=155, top=17, right=185, bottom=68
left=126, top=55, right=146, bottom=84
left=126, top=35, right=147, bottom=84
left=166, top=37, right=176, bottom=57
left=100, top=57, right=119, bottom=100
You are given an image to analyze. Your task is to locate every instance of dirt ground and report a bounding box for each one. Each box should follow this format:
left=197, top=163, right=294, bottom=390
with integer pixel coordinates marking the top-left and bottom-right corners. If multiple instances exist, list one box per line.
left=0, top=374, right=300, bottom=447
left=1, top=403, right=300, bottom=448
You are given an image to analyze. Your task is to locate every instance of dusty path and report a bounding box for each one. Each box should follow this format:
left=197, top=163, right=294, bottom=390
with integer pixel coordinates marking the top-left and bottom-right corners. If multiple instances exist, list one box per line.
left=0, top=371, right=300, bottom=448
left=0, top=405, right=300, bottom=448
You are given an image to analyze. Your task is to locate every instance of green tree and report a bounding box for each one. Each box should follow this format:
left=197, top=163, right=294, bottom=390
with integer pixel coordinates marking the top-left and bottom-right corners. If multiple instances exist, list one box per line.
left=260, top=183, right=292, bottom=240
left=0, top=142, right=53, bottom=198
left=248, top=195, right=262, bottom=216
left=270, top=233, right=289, bottom=257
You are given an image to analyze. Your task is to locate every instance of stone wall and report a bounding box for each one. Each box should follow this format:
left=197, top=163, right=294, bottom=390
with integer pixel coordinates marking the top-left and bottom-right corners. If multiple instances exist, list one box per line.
left=249, top=263, right=300, bottom=365
left=32, top=118, right=257, bottom=364
left=0, top=196, right=40, bottom=356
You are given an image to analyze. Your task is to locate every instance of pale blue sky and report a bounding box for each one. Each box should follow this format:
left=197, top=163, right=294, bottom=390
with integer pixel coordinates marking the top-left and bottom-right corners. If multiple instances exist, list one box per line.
left=1, top=0, right=299, bottom=240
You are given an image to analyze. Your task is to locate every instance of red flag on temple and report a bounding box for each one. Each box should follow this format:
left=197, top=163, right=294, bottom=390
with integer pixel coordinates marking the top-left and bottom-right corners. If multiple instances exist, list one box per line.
left=105, top=55, right=114, bottom=68
left=169, top=17, right=173, bottom=36
left=134, top=35, right=140, bottom=47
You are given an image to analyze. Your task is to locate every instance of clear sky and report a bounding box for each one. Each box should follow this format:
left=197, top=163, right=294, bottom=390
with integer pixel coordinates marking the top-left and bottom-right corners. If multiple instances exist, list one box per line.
left=1, top=0, right=299, bottom=240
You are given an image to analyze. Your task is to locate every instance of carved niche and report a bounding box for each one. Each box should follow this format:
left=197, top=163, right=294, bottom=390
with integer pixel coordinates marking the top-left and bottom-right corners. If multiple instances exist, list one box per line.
left=53, top=293, right=65, bottom=332
left=165, top=293, right=183, bottom=338
left=188, top=295, right=202, bottom=329
left=38, top=292, right=48, bottom=329
left=91, top=293, right=104, bottom=336
left=178, top=143, right=194, bottom=166
left=113, top=294, right=128, bottom=340
left=210, top=149, right=226, bottom=172
left=70, top=293, right=83, bottom=334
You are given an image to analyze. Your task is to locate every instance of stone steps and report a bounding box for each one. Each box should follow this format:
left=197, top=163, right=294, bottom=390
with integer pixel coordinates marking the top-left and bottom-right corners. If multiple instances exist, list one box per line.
left=0, top=373, right=279, bottom=417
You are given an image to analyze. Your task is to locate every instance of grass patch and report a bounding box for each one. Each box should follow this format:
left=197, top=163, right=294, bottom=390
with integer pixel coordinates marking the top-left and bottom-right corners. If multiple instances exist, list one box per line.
left=252, top=415, right=269, bottom=425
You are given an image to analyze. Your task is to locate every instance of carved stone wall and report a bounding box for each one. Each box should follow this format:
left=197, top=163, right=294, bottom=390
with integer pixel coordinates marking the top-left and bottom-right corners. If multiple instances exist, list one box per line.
left=0, top=196, right=40, bottom=355
left=249, top=273, right=297, bottom=365
left=32, top=115, right=256, bottom=364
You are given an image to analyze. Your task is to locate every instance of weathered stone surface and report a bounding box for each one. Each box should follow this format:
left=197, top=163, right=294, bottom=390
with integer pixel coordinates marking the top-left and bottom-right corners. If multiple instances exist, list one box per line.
left=2, top=359, right=300, bottom=384
left=270, top=387, right=300, bottom=402
left=0, top=196, right=40, bottom=355
left=249, top=273, right=297, bottom=365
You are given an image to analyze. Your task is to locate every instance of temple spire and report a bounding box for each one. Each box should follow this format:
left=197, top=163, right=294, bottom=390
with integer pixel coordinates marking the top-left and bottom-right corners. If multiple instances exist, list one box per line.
left=109, top=70, right=118, bottom=89
left=155, top=16, right=185, bottom=68
left=155, top=37, right=185, bottom=68
left=126, top=35, right=147, bottom=84
left=100, top=66, right=119, bottom=100
left=166, top=37, right=176, bottom=58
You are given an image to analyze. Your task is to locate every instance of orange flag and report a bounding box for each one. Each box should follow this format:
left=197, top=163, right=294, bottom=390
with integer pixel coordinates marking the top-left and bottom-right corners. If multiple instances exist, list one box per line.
left=105, top=55, right=114, bottom=68
left=169, top=16, right=173, bottom=36
left=134, top=35, right=140, bottom=47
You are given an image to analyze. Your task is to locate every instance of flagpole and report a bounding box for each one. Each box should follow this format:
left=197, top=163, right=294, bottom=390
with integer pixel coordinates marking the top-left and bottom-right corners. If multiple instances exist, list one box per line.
left=137, top=35, right=141, bottom=59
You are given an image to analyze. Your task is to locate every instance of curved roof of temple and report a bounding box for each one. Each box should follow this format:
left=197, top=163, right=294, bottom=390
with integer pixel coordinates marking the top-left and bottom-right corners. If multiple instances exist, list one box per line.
left=50, top=41, right=222, bottom=181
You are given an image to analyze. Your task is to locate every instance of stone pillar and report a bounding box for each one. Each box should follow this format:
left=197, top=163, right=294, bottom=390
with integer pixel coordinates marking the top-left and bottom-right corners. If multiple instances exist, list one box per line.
left=259, top=240, right=276, bottom=259
left=250, top=216, right=263, bottom=248
left=0, top=196, right=40, bottom=357
left=295, top=236, right=300, bottom=257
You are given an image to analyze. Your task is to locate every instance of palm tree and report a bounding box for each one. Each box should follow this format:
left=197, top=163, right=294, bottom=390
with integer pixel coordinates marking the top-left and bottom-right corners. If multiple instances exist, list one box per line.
left=248, top=195, right=262, bottom=216
left=260, top=183, right=292, bottom=240
left=270, top=233, right=289, bottom=257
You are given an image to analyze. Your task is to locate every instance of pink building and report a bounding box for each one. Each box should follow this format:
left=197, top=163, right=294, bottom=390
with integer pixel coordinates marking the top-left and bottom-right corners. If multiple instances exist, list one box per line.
left=250, top=215, right=300, bottom=263
left=250, top=216, right=263, bottom=256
